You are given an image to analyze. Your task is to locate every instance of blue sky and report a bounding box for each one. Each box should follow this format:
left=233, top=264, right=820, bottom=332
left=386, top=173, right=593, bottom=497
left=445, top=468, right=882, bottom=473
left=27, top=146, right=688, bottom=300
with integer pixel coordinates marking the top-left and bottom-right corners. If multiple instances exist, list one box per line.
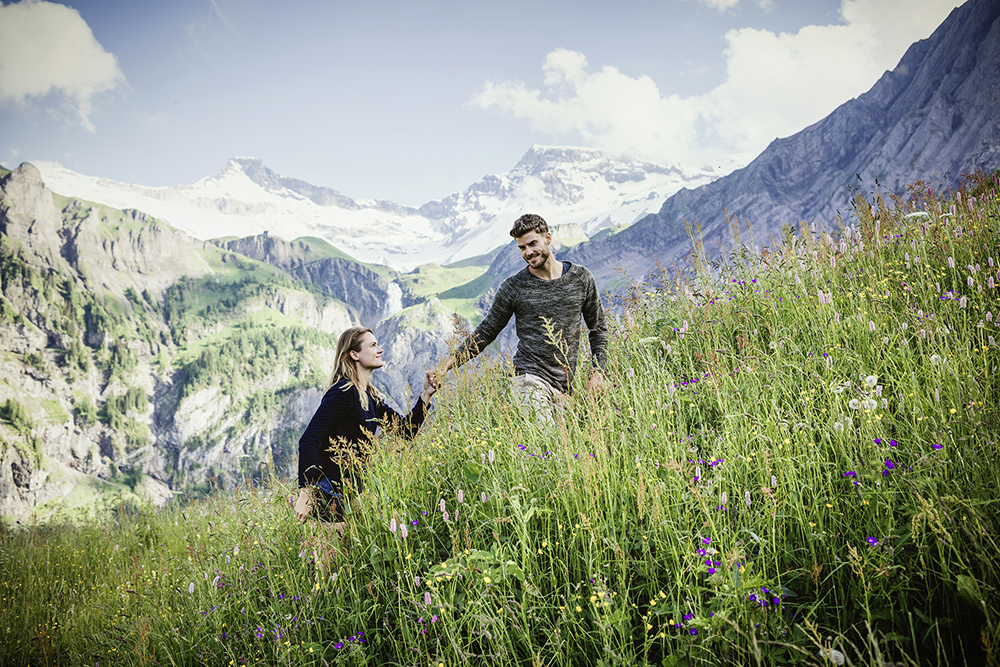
left=1, top=0, right=961, bottom=205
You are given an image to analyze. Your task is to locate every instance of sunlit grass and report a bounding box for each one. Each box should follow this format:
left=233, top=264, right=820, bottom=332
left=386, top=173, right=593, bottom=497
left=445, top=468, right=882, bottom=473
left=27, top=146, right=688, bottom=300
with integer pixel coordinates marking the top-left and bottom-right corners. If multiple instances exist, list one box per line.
left=2, top=173, right=997, bottom=666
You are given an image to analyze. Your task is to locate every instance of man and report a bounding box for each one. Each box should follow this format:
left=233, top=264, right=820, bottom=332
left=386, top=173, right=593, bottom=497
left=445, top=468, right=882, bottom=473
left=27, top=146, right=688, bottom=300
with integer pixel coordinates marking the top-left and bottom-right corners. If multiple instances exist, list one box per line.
left=440, top=213, right=607, bottom=423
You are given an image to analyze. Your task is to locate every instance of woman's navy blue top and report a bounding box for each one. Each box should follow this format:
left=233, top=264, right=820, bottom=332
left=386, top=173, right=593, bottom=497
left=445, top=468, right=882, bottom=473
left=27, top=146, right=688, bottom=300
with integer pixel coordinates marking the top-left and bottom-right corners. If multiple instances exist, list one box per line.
left=297, top=379, right=427, bottom=491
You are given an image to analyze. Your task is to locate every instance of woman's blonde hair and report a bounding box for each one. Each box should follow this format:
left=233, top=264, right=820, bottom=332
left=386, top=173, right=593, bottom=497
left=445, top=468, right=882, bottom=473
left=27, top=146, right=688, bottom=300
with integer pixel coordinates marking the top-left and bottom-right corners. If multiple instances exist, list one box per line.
left=328, top=327, right=382, bottom=410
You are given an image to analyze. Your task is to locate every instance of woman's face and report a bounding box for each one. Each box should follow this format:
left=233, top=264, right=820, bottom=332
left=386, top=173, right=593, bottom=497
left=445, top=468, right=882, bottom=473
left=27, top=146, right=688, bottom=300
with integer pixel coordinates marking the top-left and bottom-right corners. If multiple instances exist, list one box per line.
left=353, top=331, right=384, bottom=370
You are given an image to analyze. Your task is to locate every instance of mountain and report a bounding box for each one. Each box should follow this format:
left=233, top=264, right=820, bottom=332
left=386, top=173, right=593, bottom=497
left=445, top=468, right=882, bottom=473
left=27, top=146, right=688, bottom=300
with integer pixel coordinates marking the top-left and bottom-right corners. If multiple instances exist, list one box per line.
left=566, top=0, right=1000, bottom=286
left=33, top=148, right=719, bottom=271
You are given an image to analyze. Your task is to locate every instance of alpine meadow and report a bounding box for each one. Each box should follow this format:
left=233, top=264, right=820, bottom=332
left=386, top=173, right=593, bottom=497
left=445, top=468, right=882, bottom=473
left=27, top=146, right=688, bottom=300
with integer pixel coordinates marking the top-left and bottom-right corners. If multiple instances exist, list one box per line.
left=2, top=171, right=998, bottom=666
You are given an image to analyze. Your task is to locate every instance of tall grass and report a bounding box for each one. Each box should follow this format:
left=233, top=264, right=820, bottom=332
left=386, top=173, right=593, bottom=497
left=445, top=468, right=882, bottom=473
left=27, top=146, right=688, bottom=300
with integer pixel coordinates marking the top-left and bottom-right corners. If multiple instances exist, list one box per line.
left=2, top=173, right=998, bottom=666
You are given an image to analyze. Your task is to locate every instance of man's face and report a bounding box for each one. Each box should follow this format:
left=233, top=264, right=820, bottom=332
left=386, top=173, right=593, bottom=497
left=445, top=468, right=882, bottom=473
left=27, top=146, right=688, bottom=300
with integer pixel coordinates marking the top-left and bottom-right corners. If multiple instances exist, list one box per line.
left=516, top=230, right=552, bottom=269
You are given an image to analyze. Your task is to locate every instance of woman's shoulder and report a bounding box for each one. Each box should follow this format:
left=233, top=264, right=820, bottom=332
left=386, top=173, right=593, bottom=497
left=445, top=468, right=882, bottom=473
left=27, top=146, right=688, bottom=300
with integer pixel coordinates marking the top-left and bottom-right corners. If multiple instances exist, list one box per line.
left=323, top=379, right=358, bottom=402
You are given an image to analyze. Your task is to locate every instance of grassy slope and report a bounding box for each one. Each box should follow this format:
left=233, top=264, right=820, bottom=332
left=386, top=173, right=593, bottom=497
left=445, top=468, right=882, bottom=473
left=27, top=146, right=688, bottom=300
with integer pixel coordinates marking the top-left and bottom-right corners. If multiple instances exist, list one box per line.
left=1, top=174, right=998, bottom=666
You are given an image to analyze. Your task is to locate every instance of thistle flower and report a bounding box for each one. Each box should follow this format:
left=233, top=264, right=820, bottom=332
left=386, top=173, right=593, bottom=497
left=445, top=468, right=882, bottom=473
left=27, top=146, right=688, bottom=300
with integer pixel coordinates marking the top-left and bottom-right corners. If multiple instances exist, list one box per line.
left=817, top=648, right=845, bottom=665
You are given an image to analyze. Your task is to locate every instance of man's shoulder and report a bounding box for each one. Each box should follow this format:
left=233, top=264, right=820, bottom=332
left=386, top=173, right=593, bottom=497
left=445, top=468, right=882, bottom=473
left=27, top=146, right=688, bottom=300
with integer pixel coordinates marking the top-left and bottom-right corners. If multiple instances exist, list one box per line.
left=565, top=262, right=596, bottom=283
left=499, top=267, right=533, bottom=289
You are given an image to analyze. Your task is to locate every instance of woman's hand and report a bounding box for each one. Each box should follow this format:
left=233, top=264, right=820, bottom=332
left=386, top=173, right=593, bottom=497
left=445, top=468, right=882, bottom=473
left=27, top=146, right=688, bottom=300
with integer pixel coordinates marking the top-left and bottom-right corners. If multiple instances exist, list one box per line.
left=420, top=369, right=438, bottom=405
left=294, top=489, right=311, bottom=523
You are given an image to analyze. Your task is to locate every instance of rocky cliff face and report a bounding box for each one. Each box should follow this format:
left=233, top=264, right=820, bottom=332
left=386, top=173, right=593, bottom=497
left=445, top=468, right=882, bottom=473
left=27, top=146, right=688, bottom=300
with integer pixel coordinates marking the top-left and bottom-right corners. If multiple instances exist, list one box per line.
left=0, top=167, right=360, bottom=524
left=567, top=0, right=1000, bottom=286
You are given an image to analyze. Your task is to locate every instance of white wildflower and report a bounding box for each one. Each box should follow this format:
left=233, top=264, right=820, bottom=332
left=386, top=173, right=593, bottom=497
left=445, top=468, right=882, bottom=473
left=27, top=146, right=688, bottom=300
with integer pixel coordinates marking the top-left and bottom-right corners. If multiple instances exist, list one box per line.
left=817, top=648, right=845, bottom=665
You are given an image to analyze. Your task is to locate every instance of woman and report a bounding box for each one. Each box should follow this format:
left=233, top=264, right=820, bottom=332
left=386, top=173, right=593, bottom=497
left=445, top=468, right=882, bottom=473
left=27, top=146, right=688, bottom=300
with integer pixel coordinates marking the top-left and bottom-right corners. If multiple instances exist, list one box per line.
left=295, top=326, right=436, bottom=524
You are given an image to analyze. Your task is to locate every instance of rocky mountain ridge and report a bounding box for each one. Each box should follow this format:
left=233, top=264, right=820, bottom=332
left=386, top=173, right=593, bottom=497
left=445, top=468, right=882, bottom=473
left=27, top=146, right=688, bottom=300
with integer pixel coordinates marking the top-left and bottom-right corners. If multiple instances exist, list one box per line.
left=566, top=0, right=1000, bottom=286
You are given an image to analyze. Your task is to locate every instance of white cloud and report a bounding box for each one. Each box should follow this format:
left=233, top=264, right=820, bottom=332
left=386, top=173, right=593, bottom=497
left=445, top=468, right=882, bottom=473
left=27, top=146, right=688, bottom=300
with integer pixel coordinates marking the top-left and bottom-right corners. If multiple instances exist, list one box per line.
left=697, top=0, right=775, bottom=12
left=0, top=0, right=125, bottom=132
left=699, top=0, right=742, bottom=10
left=472, top=0, right=959, bottom=170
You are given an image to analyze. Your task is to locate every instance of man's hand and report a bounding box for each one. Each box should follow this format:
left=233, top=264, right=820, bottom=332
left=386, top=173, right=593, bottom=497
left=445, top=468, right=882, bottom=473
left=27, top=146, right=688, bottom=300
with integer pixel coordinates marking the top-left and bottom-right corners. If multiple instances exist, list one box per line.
left=294, top=489, right=311, bottom=523
left=586, top=370, right=603, bottom=396
left=439, top=355, right=457, bottom=374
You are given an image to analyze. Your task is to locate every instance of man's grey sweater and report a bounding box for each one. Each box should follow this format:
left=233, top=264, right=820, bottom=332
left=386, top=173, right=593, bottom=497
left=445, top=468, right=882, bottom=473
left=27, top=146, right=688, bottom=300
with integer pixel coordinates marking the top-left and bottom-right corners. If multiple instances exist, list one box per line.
left=455, top=261, right=607, bottom=393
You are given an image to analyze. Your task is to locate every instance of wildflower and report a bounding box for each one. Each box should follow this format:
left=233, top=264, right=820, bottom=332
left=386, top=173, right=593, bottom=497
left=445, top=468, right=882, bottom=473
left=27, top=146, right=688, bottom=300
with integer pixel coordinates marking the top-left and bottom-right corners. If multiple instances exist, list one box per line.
left=189, top=583, right=195, bottom=594
left=440, top=499, right=446, bottom=513
left=458, top=489, right=464, bottom=504
left=833, top=421, right=844, bottom=432
left=848, top=398, right=861, bottom=410
left=697, top=548, right=706, bottom=556
left=865, top=375, right=877, bottom=388
left=889, top=439, right=896, bottom=447
left=488, top=449, right=494, bottom=463
left=390, top=518, right=397, bottom=534
left=817, top=648, right=846, bottom=665
left=931, top=354, right=942, bottom=365
left=948, top=256, right=955, bottom=268
left=771, top=475, right=777, bottom=488
left=866, top=537, right=879, bottom=547
left=960, top=296, right=967, bottom=308
left=400, top=523, right=408, bottom=539
left=869, top=321, right=876, bottom=332
left=744, top=490, right=751, bottom=507
left=425, top=592, right=431, bottom=606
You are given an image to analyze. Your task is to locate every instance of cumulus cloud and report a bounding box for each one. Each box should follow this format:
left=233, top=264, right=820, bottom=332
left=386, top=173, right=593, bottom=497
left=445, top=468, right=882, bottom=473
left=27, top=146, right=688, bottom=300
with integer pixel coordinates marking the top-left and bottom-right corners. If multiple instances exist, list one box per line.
left=0, top=0, right=125, bottom=131
left=472, top=0, right=959, bottom=170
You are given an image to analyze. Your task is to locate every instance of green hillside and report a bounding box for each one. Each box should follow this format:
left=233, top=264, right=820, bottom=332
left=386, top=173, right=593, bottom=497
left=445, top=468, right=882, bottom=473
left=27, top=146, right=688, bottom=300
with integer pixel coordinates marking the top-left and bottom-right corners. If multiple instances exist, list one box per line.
left=2, top=172, right=997, bottom=665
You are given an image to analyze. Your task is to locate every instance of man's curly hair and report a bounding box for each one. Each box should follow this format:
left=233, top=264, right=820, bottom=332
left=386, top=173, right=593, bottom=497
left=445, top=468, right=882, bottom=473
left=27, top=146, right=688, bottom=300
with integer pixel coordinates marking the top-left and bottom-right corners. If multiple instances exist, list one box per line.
left=510, top=213, right=549, bottom=238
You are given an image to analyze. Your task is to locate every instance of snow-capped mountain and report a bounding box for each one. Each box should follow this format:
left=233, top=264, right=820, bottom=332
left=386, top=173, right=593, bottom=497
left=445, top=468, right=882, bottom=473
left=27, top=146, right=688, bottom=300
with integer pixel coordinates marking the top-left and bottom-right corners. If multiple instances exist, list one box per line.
left=33, top=147, right=719, bottom=270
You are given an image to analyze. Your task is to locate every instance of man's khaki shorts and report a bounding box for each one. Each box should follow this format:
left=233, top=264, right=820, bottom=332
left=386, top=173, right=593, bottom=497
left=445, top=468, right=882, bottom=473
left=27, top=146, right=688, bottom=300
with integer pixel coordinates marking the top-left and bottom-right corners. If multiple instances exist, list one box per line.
left=513, top=373, right=564, bottom=425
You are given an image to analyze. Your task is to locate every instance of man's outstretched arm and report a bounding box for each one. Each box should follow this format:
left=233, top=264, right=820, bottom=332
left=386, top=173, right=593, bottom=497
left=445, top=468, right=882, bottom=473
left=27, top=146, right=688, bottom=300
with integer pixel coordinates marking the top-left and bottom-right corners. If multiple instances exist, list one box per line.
left=440, top=282, right=516, bottom=374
